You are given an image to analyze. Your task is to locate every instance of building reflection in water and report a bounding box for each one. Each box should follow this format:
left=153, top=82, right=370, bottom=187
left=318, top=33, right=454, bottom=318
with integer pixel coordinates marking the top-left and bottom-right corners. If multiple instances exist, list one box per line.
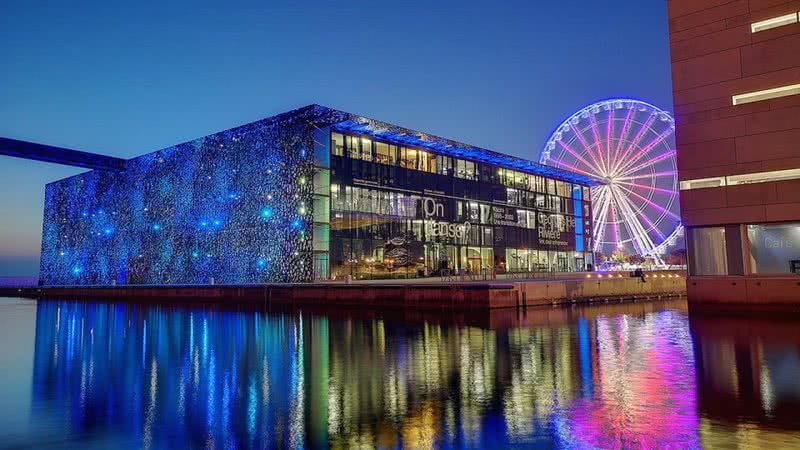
left=27, top=299, right=800, bottom=448
left=690, top=314, right=800, bottom=448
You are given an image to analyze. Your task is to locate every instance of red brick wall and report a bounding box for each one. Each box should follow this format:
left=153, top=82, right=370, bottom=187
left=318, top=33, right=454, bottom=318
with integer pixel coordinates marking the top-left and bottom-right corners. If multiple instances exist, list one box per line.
left=668, top=0, right=800, bottom=227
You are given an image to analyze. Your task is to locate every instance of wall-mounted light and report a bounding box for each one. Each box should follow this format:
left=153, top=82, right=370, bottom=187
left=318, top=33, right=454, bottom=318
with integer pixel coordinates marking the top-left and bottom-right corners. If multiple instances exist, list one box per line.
left=732, top=83, right=800, bottom=105
left=750, top=12, right=798, bottom=33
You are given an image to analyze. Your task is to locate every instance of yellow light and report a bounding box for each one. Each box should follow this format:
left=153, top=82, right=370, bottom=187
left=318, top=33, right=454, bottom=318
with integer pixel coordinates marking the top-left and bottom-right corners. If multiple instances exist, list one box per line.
left=750, top=12, right=798, bottom=33
left=732, top=83, right=800, bottom=105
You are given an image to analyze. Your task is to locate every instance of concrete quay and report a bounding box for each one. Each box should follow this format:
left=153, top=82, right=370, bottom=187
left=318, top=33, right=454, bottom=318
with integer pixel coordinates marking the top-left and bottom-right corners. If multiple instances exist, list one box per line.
left=1, top=271, right=686, bottom=311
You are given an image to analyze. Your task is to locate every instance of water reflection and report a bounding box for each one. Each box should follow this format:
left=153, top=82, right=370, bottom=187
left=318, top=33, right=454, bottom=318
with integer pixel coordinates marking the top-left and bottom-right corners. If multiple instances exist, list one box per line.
left=690, top=314, right=800, bottom=448
left=12, top=299, right=799, bottom=448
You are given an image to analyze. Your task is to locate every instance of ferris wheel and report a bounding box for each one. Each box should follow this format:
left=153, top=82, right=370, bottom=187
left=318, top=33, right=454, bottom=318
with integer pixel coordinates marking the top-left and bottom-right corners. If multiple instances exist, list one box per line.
left=540, top=99, right=682, bottom=261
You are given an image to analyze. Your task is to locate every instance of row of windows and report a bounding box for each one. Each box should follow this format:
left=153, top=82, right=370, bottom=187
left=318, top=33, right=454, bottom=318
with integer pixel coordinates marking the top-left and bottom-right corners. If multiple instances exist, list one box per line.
left=330, top=240, right=591, bottom=279
left=330, top=212, right=588, bottom=249
left=331, top=132, right=590, bottom=198
left=330, top=184, right=590, bottom=230
left=331, top=158, right=585, bottom=211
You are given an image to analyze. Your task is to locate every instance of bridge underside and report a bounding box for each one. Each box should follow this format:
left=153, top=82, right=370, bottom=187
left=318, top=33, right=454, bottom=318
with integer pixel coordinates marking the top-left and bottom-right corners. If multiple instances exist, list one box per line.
left=0, top=137, right=126, bottom=171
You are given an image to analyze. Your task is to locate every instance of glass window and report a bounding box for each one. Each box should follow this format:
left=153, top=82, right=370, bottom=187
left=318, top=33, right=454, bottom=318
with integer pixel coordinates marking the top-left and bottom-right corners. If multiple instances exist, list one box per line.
left=747, top=223, right=800, bottom=274
left=515, top=171, right=528, bottom=189
left=456, top=159, right=467, bottom=178
left=313, top=253, right=329, bottom=280
left=482, top=227, right=494, bottom=246
left=360, top=138, right=372, bottom=161
left=435, top=155, right=450, bottom=176
left=428, top=153, right=438, bottom=173
left=465, top=161, right=476, bottom=180
left=313, top=196, right=330, bottom=223
left=313, top=224, right=330, bottom=252
left=401, top=147, right=417, bottom=169
left=374, top=142, right=390, bottom=164
left=389, top=145, right=399, bottom=165
left=572, top=184, right=582, bottom=200
left=547, top=178, right=557, bottom=195
left=556, top=180, right=570, bottom=197
left=507, top=188, right=519, bottom=205
left=480, top=204, right=492, bottom=224
left=690, top=227, right=728, bottom=275
left=418, top=150, right=432, bottom=172
left=331, top=133, right=344, bottom=156
left=346, top=135, right=359, bottom=159
left=313, top=169, right=330, bottom=195
left=330, top=184, right=342, bottom=210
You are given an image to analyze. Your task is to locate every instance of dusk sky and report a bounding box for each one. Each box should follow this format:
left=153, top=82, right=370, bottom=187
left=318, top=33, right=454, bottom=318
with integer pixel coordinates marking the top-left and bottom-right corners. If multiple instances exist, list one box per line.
left=0, top=0, right=673, bottom=276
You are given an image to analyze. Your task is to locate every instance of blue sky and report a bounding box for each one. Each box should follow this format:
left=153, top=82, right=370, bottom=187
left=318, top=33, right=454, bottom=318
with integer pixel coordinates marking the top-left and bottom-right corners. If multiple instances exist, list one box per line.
left=0, top=0, right=673, bottom=276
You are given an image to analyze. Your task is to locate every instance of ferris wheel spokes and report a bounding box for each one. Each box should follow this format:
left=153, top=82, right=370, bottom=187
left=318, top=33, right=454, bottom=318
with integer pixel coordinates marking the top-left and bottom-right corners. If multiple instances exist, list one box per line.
left=540, top=99, right=682, bottom=259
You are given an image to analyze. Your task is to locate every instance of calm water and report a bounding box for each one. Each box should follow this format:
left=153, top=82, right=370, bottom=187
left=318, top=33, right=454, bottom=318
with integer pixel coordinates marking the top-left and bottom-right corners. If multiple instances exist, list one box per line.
left=0, top=298, right=799, bottom=449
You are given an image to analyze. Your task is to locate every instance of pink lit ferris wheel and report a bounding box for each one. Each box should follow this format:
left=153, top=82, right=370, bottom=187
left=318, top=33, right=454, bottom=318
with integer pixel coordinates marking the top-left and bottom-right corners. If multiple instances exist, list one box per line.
left=540, top=99, right=682, bottom=261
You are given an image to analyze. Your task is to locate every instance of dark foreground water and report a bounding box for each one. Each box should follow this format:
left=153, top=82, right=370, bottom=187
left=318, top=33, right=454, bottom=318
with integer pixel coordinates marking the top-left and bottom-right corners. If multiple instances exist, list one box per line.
left=0, top=298, right=799, bottom=449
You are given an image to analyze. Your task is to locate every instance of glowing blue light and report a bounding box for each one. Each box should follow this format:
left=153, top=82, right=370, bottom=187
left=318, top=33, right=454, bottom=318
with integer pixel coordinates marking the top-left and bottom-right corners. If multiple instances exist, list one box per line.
left=213, top=220, right=221, bottom=227
left=72, top=267, right=82, bottom=275
left=256, top=258, right=266, bottom=268
left=192, top=251, right=199, bottom=258
left=103, top=228, right=112, bottom=235
left=291, top=218, right=302, bottom=229
left=200, top=221, right=208, bottom=227
left=260, top=208, right=273, bottom=219
left=152, top=224, right=161, bottom=231
left=81, top=212, right=88, bottom=218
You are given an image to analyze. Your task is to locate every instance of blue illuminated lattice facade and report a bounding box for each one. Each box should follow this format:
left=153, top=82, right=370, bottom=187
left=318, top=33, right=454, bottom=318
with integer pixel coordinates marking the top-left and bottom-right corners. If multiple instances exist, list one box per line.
left=40, top=106, right=350, bottom=285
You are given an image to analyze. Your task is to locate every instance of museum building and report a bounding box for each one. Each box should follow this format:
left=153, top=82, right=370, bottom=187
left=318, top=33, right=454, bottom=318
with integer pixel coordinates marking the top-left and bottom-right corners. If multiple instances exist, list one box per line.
left=39, top=105, right=595, bottom=285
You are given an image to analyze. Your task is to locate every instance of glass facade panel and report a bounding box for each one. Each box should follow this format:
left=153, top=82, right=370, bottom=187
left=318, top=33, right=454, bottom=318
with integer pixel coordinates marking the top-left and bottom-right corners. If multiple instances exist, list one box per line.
left=360, top=138, right=372, bottom=161
left=313, top=253, right=329, bottom=280
left=328, top=131, right=592, bottom=279
left=374, top=142, right=390, bottom=164
left=313, top=224, right=330, bottom=252
left=313, top=196, right=330, bottom=223
left=690, top=227, right=728, bottom=275
left=331, top=133, right=344, bottom=156
left=313, top=169, right=330, bottom=195
left=747, top=223, right=800, bottom=274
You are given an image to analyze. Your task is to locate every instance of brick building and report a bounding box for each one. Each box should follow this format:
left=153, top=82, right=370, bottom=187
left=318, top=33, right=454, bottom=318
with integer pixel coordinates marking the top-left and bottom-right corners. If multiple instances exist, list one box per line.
left=668, top=0, right=800, bottom=307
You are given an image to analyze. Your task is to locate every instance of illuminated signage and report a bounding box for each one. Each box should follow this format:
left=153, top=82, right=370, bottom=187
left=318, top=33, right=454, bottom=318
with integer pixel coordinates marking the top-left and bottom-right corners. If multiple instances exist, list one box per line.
left=423, top=197, right=472, bottom=242
left=538, top=213, right=575, bottom=247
